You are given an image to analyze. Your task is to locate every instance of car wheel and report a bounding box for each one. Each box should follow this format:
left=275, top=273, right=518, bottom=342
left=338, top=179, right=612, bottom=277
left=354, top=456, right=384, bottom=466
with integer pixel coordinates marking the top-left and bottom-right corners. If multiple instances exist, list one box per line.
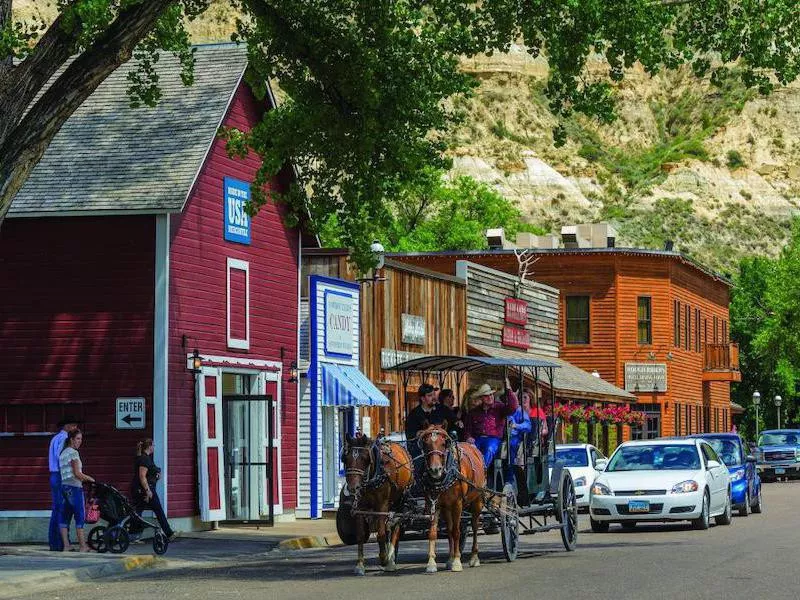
left=620, top=521, right=637, bottom=531
left=738, top=490, right=751, bottom=517
left=692, top=491, right=710, bottom=530
left=715, top=489, right=733, bottom=526
left=590, top=517, right=609, bottom=533
left=751, top=486, right=763, bottom=514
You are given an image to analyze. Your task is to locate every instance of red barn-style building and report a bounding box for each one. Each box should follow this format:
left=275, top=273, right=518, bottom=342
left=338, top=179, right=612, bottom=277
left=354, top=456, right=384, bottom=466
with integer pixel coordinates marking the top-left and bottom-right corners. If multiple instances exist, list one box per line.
left=0, top=45, right=300, bottom=539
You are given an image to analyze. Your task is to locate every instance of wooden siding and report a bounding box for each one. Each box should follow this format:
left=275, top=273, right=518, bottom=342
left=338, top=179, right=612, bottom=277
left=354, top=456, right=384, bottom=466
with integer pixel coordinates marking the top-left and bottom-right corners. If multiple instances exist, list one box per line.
left=0, top=216, right=155, bottom=510
left=168, top=81, right=299, bottom=516
left=456, top=261, right=559, bottom=357
left=395, top=251, right=734, bottom=437
left=360, top=262, right=467, bottom=433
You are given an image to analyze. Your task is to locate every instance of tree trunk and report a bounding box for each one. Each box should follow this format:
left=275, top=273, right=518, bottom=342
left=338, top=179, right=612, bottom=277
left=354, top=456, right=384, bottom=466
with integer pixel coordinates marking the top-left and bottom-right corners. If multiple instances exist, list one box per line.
left=0, top=0, right=176, bottom=226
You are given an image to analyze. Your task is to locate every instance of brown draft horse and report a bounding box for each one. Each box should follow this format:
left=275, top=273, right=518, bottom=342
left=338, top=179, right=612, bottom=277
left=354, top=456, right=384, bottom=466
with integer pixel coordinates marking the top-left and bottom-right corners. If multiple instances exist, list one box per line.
left=417, top=423, right=486, bottom=573
left=341, top=434, right=414, bottom=576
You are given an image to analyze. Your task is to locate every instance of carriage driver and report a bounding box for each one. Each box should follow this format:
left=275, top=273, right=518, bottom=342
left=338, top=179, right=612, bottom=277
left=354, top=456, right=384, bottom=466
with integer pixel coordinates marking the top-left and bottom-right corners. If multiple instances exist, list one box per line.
left=405, top=383, right=457, bottom=459
left=465, top=378, right=519, bottom=469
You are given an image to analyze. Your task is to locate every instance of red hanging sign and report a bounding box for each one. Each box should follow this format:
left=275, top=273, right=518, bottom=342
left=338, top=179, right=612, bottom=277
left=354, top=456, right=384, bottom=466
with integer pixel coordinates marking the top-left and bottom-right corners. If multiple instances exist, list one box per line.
left=505, top=298, right=528, bottom=325
left=502, top=326, right=530, bottom=349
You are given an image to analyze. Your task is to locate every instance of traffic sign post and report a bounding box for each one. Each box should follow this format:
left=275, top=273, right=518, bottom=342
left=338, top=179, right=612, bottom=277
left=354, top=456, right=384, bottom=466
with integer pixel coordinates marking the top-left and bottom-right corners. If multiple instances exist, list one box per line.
left=116, top=397, right=146, bottom=430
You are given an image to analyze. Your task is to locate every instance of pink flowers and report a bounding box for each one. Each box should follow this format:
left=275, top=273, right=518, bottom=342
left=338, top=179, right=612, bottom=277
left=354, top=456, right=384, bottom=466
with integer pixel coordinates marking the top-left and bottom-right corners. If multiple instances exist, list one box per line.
left=551, top=403, right=646, bottom=426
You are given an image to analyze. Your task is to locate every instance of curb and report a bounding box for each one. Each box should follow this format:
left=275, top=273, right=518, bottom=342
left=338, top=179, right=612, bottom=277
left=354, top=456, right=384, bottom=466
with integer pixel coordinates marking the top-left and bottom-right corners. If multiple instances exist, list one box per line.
left=278, top=534, right=343, bottom=550
left=0, top=554, right=160, bottom=600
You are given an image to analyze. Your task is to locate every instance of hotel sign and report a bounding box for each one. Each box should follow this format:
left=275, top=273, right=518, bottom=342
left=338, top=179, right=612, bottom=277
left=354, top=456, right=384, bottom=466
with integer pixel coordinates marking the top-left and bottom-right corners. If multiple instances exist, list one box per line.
left=502, top=326, right=530, bottom=350
left=625, top=362, right=668, bottom=393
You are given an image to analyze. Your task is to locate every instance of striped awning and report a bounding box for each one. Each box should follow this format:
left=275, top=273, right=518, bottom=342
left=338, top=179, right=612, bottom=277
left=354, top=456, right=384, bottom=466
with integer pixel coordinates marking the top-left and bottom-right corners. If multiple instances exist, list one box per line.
left=321, top=364, right=390, bottom=407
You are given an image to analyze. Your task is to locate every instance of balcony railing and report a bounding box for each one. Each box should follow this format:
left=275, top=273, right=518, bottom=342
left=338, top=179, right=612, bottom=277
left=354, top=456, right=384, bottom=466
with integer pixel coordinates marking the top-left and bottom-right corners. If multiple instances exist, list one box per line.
left=704, top=342, right=740, bottom=372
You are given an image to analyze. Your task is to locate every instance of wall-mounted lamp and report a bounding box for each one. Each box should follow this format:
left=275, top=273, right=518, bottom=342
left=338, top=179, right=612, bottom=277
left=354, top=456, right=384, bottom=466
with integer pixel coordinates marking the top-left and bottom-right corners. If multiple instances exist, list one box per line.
left=189, top=348, right=203, bottom=374
left=289, top=361, right=298, bottom=383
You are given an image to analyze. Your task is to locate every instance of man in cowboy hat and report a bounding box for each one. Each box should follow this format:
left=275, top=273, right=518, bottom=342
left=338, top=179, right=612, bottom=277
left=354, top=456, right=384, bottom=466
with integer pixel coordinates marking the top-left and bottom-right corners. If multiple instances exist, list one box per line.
left=465, top=378, right=518, bottom=469
left=48, top=416, right=79, bottom=551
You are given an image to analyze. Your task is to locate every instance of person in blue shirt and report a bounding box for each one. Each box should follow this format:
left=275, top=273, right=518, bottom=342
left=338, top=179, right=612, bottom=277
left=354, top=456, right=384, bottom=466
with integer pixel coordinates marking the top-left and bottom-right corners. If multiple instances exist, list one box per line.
left=48, top=417, right=78, bottom=551
left=506, top=397, right=531, bottom=485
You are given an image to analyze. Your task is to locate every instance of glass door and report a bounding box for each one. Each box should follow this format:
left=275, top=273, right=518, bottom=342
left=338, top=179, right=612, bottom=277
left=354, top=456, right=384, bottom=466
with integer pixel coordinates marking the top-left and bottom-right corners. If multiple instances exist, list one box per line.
left=222, top=375, right=274, bottom=524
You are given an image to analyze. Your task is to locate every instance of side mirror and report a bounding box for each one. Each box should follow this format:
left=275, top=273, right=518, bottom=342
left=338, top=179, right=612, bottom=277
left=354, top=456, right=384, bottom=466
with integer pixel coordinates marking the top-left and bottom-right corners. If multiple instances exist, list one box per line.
left=746, top=455, right=757, bottom=464
left=595, top=459, right=608, bottom=471
left=706, top=460, right=722, bottom=470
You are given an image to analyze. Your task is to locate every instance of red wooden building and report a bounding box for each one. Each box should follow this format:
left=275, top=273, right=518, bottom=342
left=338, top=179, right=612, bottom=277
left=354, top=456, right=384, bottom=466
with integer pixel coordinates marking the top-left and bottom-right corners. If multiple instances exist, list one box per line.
left=0, top=45, right=300, bottom=539
left=395, top=248, right=740, bottom=440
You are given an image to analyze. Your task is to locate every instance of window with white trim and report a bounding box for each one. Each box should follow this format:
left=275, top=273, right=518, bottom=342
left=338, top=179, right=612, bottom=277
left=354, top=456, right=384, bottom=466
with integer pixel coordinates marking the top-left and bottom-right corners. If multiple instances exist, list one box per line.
left=227, top=258, right=250, bottom=350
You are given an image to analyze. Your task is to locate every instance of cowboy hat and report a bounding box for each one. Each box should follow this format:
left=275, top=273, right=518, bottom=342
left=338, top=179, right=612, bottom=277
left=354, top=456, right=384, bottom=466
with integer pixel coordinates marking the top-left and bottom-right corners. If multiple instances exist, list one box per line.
left=470, top=383, right=495, bottom=399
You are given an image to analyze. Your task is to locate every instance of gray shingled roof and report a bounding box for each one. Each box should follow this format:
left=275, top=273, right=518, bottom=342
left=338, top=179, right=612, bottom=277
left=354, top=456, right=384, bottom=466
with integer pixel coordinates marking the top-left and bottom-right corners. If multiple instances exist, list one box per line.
left=9, top=44, right=249, bottom=216
left=469, top=343, right=635, bottom=403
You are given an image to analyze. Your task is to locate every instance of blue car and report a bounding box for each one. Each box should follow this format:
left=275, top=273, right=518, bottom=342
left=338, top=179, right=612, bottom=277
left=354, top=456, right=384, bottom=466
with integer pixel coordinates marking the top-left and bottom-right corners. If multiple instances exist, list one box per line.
left=690, top=433, right=763, bottom=516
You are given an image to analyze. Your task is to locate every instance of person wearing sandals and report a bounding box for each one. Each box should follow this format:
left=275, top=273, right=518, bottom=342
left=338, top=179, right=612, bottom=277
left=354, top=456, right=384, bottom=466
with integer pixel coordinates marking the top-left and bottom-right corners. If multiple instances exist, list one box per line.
left=48, top=416, right=79, bottom=551
left=129, top=438, right=174, bottom=541
left=59, top=428, right=94, bottom=552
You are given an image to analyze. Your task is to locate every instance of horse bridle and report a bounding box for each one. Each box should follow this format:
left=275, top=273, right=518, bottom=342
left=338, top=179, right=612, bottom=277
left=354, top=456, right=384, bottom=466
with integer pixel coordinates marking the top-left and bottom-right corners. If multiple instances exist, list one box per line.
left=417, top=428, right=458, bottom=492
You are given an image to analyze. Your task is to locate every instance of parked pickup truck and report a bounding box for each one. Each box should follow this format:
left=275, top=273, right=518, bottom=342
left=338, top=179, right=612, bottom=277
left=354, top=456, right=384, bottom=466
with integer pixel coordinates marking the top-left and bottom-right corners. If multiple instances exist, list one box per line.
left=755, top=429, right=800, bottom=482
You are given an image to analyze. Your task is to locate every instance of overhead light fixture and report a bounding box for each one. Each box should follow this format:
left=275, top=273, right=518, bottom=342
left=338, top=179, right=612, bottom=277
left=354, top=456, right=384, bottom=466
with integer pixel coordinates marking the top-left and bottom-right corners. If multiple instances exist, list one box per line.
left=189, top=348, right=203, bottom=374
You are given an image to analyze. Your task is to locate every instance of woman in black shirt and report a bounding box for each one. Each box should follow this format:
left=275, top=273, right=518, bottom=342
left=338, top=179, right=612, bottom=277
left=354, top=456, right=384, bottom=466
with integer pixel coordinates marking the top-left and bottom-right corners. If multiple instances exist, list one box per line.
left=129, top=438, right=174, bottom=540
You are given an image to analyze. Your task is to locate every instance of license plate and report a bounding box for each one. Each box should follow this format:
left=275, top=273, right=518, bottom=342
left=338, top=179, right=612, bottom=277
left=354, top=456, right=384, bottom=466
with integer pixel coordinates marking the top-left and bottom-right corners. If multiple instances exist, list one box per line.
left=628, top=500, right=650, bottom=513
left=775, top=467, right=786, bottom=474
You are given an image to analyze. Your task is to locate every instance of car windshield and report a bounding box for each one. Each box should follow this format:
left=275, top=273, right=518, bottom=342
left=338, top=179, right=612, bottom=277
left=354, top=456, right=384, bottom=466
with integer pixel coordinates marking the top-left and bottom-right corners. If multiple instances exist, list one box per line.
left=706, top=439, right=742, bottom=466
left=758, top=432, right=800, bottom=446
left=606, top=444, right=700, bottom=472
left=551, top=448, right=589, bottom=467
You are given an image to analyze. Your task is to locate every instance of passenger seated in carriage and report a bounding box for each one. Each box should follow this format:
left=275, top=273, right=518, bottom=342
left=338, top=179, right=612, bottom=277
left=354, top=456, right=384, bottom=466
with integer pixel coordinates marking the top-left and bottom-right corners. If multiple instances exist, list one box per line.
left=507, top=395, right=532, bottom=484
left=464, top=378, right=519, bottom=469
left=405, top=383, right=458, bottom=457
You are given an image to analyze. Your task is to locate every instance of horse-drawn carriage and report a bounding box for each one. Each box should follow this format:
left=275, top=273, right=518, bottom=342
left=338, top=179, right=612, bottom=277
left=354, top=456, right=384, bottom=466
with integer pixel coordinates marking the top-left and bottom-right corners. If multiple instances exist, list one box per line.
left=337, top=355, right=578, bottom=573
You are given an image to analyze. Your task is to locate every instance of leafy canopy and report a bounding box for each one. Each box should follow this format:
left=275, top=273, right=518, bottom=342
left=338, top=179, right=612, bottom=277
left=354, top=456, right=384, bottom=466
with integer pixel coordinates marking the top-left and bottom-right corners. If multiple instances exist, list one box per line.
left=3, top=1, right=800, bottom=270
left=732, top=220, right=800, bottom=436
left=318, top=169, right=544, bottom=253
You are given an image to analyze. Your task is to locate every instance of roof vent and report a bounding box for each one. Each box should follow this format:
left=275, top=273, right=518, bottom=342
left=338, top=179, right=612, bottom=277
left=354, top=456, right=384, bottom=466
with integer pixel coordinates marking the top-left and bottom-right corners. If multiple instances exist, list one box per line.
left=664, top=240, right=674, bottom=251
left=486, top=228, right=507, bottom=250
left=561, top=225, right=578, bottom=249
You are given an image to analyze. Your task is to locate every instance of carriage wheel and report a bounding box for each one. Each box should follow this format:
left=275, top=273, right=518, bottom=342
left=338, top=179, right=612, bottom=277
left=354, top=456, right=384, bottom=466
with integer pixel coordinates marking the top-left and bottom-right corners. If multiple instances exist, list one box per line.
left=104, top=525, right=130, bottom=554
left=500, top=485, right=520, bottom=562
left=88, top=525, right=107, bottom=553
left=557, top=470, right=578, bottom=552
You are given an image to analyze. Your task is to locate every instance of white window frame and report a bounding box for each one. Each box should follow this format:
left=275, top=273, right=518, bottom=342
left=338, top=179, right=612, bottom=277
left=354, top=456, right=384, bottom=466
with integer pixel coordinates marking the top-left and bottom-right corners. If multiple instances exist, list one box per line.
left=227, top=258, right=250, bottom=350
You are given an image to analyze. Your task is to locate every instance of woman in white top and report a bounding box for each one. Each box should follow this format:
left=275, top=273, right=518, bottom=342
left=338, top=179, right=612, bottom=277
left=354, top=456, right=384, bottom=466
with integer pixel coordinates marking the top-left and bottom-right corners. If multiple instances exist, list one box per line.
left=58, top=429, right=94, bottom=552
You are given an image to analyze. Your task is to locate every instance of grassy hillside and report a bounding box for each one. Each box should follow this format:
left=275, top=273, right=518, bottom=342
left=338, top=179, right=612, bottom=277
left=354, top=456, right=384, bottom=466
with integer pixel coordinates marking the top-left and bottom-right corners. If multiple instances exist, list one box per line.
left=14, top=2, right=800, bottom=272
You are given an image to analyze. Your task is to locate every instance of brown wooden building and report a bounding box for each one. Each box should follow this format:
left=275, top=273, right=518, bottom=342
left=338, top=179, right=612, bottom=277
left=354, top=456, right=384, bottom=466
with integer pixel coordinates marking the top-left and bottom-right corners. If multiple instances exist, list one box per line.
left=301, top=251, right=467, bottom=436
left=394, top=248, right=740, bottom=439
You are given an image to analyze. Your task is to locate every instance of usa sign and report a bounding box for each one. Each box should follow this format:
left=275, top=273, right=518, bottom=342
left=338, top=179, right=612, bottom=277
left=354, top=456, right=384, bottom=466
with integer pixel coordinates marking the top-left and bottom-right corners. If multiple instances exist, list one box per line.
left=223, top=177, right=251, bottom=245
left=505, top=298, right=528, bottom=325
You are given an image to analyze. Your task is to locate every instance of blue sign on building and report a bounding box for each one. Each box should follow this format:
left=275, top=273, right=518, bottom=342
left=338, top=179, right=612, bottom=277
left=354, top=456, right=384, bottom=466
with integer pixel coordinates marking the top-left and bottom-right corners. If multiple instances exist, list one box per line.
left=223, top=177, right=251, bottom=245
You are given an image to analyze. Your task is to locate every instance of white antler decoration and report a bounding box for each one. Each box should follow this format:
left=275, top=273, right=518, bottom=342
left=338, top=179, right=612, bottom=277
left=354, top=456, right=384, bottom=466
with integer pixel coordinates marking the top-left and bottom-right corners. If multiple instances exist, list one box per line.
left=513, top=248, right=539, bottom=282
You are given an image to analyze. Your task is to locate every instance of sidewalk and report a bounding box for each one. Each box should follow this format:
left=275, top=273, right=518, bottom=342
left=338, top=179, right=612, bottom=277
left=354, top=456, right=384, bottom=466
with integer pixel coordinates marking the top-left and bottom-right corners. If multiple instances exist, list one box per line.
left=0, top=520, right=342, bottom=599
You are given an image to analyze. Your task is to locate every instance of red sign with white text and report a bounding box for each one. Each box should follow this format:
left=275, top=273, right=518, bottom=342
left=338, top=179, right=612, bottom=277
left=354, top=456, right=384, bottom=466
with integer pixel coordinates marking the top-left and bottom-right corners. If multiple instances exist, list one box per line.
left=505, top=298, right=528, bottom=325
left=502, top=326, right=530, bottom=349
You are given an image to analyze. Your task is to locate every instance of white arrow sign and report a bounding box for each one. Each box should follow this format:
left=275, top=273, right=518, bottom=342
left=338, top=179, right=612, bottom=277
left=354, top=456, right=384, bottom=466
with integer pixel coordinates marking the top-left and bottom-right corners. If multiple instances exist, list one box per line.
left=116, top=397, right=146, bottom=430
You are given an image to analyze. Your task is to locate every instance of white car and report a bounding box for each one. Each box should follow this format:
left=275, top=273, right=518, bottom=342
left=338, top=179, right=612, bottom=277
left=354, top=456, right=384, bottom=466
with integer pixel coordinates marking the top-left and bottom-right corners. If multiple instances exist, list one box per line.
left=589, top=438, right=732, bottom=532
left=549, top=444, right=608, bottom=508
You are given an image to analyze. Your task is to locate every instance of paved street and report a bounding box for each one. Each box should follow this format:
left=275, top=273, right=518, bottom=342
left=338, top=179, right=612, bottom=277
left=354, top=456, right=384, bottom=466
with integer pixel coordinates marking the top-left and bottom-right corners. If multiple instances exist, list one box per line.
left=15, top=481, right=800, bottom=600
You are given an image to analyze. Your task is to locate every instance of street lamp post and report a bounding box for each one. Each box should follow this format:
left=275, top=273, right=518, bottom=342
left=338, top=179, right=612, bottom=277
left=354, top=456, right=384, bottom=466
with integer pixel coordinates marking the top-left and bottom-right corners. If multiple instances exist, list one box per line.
left=752, top=391, right=761, bottom=439
left=774, top=395, right=783, bottom=429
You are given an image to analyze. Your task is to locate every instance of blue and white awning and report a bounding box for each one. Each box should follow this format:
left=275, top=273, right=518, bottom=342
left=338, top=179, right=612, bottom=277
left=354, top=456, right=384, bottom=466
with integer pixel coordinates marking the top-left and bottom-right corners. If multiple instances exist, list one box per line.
left=321, top=363, right=390, bottom=407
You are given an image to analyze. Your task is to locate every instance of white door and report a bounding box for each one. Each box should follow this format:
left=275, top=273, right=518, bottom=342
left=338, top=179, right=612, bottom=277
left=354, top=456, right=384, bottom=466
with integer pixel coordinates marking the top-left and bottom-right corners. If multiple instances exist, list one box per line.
left=702, top=444, right=725, bottom=512
left=197, top=367, right=227, bottom=521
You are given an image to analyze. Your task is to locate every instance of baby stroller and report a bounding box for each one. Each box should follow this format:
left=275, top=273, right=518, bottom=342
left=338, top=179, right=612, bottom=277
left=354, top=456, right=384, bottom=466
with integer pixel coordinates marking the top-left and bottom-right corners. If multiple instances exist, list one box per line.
left=86, top=482, right=170, bottom=555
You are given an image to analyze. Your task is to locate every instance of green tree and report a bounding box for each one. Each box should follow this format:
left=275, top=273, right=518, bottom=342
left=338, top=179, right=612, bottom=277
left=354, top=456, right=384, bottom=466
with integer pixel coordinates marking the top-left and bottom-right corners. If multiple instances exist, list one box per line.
left=732, top=220, right=800, bottom=436
left=3, top=1, right=800, bottom=270
left=320, top=170, right=542, bottom=253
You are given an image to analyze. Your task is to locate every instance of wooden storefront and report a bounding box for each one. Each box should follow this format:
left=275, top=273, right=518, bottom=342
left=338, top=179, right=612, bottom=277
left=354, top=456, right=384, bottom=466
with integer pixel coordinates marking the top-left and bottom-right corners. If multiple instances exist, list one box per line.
left=394, top=249, right=740, bottom=439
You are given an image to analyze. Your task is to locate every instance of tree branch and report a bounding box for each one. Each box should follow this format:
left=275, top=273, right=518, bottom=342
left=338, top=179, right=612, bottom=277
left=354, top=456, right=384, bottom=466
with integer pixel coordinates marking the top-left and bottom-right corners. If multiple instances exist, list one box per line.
left=0, top=0, right=175, bottom=225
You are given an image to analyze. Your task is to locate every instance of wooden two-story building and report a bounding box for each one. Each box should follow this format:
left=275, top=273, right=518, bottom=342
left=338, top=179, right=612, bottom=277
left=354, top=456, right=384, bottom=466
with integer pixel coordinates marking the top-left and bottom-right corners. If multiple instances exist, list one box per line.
left=394, top=248, right=740, bottom=439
